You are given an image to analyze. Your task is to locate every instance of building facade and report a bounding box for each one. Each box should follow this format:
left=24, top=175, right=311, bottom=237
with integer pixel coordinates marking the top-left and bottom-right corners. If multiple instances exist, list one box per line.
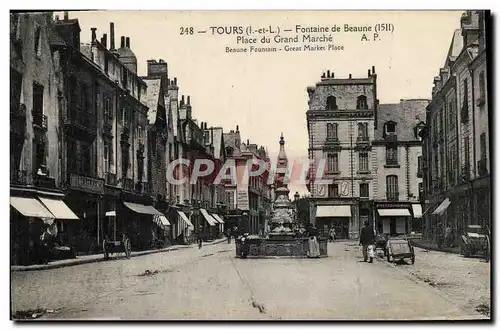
left=421, top=11, right=490, bottom=242
left=372, top=100, right=428, bottom=236
left=306, top=69, right=377, bottom=239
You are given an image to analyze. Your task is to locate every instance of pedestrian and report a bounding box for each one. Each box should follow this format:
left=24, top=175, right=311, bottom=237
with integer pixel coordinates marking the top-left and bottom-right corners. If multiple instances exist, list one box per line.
left=197, top=226, right=203, bottom=249
left=359, top=220, right=375, bottom=263
left=307, top=225, right=320, bottom=258
left=436, top=223, right=444, bottom=249
left=227, top=228, right=232, bottom=244
left=329, top=227, right=336, bottom=243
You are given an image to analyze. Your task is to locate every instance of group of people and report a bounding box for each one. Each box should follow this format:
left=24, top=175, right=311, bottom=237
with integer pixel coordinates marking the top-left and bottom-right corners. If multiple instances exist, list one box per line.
left=435, top=223, right=455, bottom=249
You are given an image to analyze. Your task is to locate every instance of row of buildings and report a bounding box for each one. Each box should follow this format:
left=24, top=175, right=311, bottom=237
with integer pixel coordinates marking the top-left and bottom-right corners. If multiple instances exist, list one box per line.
left=305, top=67, right=427, bottom=239
left=420, top=11, right=490, bottom=242
left=305, top=10, right=491, bottom=243
left=10, top=12, right=274, bottom=265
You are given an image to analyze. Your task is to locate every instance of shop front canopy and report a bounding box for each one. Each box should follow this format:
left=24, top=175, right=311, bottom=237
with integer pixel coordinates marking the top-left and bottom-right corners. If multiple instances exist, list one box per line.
left=178, top=211, right=194, bottom=229
left=200, top=208, right=217, bottom=226
left=412, top=204, right=423, bottom=219
left=10, top=196, right=55, bottom=219
left=432, top=198, right=451, bottom=216
left=211, top=214, right=225, bottom=224
left=316, top=205, right=351, bottom=218
left=38, top=197, right=79, bottom=220
left=377, top=209, right=412, bottom=217
left=123, top=202, right=163, bottom=216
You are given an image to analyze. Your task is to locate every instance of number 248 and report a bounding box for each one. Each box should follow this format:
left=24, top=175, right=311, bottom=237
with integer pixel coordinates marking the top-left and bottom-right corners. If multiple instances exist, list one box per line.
left=180, top=27, right=194, bottom=35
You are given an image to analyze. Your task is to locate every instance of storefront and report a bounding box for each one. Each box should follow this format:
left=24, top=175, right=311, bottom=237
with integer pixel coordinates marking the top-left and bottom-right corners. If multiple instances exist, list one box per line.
left=200, top=208, right=217, bottom=240
left=314, top=204, right=352, bottom=239
left=120, top=201, right=166, bottom=250
left=176, top=210, right=194, bottom=244
left=375, top=203, right=412, bottom=236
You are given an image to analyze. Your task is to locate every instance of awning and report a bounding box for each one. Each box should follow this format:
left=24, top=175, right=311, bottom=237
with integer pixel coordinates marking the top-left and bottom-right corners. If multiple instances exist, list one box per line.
left=211, top=214, right=225, bottom=224
left=377, top=209, right=412, bottom=217
left=123, top=202, right=163, bottom=215
left=38, top=197, right=79, bottom=220
left=178, top=211, right=194, bottom=229
left=412, top=204, right=423, bottom=219
left=316, top=205, right=351, bottom=218
left=105, top=211, right=116, bottom=217
left=432, top=198, right=451, bottom=216
left=200, top=208, right=217, bottom=226
left=10, top=196, right=55, bottom=219
left=153, top=214, right=171, bottom=227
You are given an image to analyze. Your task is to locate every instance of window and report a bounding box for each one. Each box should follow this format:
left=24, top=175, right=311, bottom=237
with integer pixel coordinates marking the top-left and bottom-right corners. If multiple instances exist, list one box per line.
left=464, top=137, right=470, bottom=172
left=11, top=69, right=22, bottom=112
left=359, top=153, right=369, bottom=172
left=104, top=96, right=112, bottom=119
left=359, top=183, right=369, bottom=198
left=225, top=191, right=235, bottom=209
left=461, top=79, right=469, bottom=123
left=226, top=146, right=234, bottom=157
left=385, top=145, right=398, bottom=165
left=480, top=133, right=487, bottom=160
left=356, top=95, right=368, bottom=109
left=122, top=148, right=129, bottom=177
left=104, top=143, right=110, bottom=173
left=386, top=175, right=398, bottom=200
left=326, top=123, right=338, bottom=139
left=137, top=125, right=144, bottom=144
left=104, top=55, right=109, bottom=74
left=358, top=122, right=368, bottom=139
left=385, top=121, right=396, bottom=134
left=122, top=67, right=128, bottom=89
left=326, top=96, right=337, bottom=110
left=448, top=101, right=455, bottom=130
left=328, top=183, right=339, bottom=197
left=204, top=130, right=210, bottom=145
left=34, top=25, right=41, bottom=58
left=35, top=140, right=46, bottom=172
left=122, top=107, right=128, bottom=127
left=479, top=71, right=486, bottom=101
left=11, top=13, right=21, bottom=40
left=327, top=153, right=338, bottom=172
left=71, top=140, right=92, bottom=175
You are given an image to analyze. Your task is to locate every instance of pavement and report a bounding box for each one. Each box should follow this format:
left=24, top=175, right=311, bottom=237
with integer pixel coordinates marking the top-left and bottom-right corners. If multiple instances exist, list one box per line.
left=10, top=240, right=490, bottom=320
left=410, top=238, right=461, bottom=254
left=10, top=238, right=227, bottom=272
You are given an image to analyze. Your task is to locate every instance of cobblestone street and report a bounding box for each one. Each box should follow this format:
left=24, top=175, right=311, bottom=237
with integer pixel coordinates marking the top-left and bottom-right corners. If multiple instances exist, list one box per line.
left=11, top=241, right=490, bottom=320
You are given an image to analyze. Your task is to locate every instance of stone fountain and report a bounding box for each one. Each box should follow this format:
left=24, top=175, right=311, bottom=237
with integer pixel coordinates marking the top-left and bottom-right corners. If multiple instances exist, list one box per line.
left=235, top=134, right=328, bottom=258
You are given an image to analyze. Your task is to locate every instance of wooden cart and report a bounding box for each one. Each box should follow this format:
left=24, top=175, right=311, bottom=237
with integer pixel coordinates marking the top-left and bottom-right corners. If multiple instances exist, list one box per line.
left=103, top=234, right=132, bottom=259
left=386, top=237, right=415, bottom=264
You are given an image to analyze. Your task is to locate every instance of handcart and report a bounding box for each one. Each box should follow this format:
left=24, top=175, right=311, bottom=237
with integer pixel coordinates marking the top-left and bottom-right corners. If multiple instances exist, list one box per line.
left=386, top=236, right=415, bottom=264
left=103, top=234, right=132, bottom=259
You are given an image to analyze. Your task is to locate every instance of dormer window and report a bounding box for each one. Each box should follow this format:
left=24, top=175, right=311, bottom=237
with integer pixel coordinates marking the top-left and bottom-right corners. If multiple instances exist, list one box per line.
left=225, top=146, right=234, bottom=157
left=385, top=121, right=396, bottom=134
left=326, top=96, right=338, bottom=110
left=356, top=95, right=368, bottom=109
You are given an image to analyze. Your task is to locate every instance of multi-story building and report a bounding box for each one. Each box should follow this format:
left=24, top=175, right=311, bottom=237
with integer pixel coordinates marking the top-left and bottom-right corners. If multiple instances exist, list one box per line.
left=372, top=100, right=428, bottom=236
left=223, top=127, right=272, bottom=235
left=422, top=11, right=490, bottom=241
left=54, top=15, right=155, bottom=252
left=306, top=69, right=377, bottom=239
left=10, top=12, right=79, bottom=265
left=142, top=59, right=172, bottom=242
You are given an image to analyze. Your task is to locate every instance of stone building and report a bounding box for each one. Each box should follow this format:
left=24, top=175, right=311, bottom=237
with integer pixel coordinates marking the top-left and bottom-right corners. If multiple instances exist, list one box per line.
left=306, top=69, right=378, bottom=239
left=10, top=12, right=79, bottom=265
left=223, top=127, right=272, bottom=235
left=421, top=11, right=490, bottom=241
left=372, top=100, right=428, bottom=236
left=54, top=15, right=154, bottom=252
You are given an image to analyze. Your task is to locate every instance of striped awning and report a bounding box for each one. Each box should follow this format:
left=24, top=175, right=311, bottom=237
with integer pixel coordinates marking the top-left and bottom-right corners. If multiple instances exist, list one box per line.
left=200, top=208, right=217, bottom=226
left=211, top=214, right=225, bottom=224
left=153, top=214, right=171, bottom=227
left=178, top=211, right=194, bottom=229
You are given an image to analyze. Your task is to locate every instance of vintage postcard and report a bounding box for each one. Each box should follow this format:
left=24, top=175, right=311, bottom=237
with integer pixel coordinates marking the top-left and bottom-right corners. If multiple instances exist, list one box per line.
left=9, top=9, right=491, bottom=321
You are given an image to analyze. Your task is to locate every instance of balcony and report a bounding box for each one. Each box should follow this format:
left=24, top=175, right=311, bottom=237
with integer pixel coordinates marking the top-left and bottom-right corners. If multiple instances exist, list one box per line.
left=122, top=177, right=134, bottom=192
left=477, top=158, right=488, bottom=177
left=386, top=192, right=399, bottom=201
left=323, top=137, right=340, bottom=150
left=69, top=173, right=104, bottom=194
left=10, top=169, right=27, bottom=185
left=385, top=134, right=397, bottom=141
left=64, top=108, right=97, bottom=141
left=32, top=111, right=47, bottom=131
left=384, top=158, right=400, bottom=168
left=105, top=172, right=117, bottom=186
left=356, top=136, right=370, bottom=145
left=461, top=165, right=471, bottom=182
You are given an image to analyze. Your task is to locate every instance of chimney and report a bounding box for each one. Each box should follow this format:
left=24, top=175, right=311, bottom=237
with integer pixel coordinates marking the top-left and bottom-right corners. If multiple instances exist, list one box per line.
left=181, top=95, right=185, bottom=105
left=110, top=23, right=115, bottom=50
left=368, top=69, right=371, bottom=76
left=327, top=70, right=330, bottom=78
left=372, top=66, right=375, bottom=74
left=174, top=77, right=177, bottom=86
left=64, top=11, right=69, bottom=20
left=120, top=36, right=125, bottom=48
left=159, top=59, right=165, bottom=63
left=187, top=96, right=190, bottom=105
left=102, top=33, right=107, bottom=47
left=126, top=37, right=130, bottom=48
left=321, top=72, right=326, bottom=78
left=247, top=139, right=249, bottom=145
left=236, top=125, right=239, bottom=132
left=331, top=72, right=334, bottom=78
left=349, top=74, right=352, bottom=79
left=91, top=27, right=97, bottom=42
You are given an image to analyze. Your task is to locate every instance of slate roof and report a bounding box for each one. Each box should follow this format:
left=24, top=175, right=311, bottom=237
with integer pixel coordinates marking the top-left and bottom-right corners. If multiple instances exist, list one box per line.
left=374, top=100, right=430, bottom=141
left=143, top=78, right=161, bottom=125
left=444, top=29, right=464, bottom=67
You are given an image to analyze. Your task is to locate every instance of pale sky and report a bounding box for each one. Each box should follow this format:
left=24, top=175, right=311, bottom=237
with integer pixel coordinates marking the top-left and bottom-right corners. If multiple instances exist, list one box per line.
left=65, top=10, right=464, bottom=196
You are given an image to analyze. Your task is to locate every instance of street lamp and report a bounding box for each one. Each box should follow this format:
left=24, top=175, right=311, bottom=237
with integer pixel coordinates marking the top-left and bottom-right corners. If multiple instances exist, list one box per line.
left=294, top=191, right=300, bottom=223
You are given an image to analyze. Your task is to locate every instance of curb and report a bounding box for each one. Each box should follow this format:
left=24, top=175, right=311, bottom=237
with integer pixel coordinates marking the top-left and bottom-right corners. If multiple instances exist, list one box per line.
left=409, top=240, right=460, bottom=255
left=11, top=238, right=227, bottom=272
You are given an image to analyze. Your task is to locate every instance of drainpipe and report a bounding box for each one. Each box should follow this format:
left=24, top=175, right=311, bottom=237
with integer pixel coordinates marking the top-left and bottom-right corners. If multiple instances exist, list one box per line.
left=469, top=67, right=476, bottom=227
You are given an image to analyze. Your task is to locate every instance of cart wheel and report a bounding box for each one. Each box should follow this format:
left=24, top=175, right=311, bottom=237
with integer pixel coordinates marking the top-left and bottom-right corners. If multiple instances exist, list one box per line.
left=103, top=240, right=109, bottom=259
left=411, top=256, right=415, bottom=264
left=124, top=238, right=132, bottom=259
left=485, top=236, right=491, bottom=262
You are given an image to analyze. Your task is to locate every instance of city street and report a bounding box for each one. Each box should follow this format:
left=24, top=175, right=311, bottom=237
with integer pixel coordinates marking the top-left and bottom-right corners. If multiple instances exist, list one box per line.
left=11, top=241, right=490, bottom=320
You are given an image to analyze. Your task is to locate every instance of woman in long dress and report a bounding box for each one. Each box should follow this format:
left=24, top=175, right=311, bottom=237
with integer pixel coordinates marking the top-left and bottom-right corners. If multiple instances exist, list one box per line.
left=307, top=226, right=320, bottom=258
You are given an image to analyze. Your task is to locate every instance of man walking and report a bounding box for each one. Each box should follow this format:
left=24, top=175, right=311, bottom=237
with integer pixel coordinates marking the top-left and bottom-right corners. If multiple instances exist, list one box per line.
left=359, top=220, right=375, bottom=263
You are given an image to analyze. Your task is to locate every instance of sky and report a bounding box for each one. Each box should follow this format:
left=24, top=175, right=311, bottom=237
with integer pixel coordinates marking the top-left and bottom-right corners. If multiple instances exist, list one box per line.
left=64, top=10, right=464, bottom=196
